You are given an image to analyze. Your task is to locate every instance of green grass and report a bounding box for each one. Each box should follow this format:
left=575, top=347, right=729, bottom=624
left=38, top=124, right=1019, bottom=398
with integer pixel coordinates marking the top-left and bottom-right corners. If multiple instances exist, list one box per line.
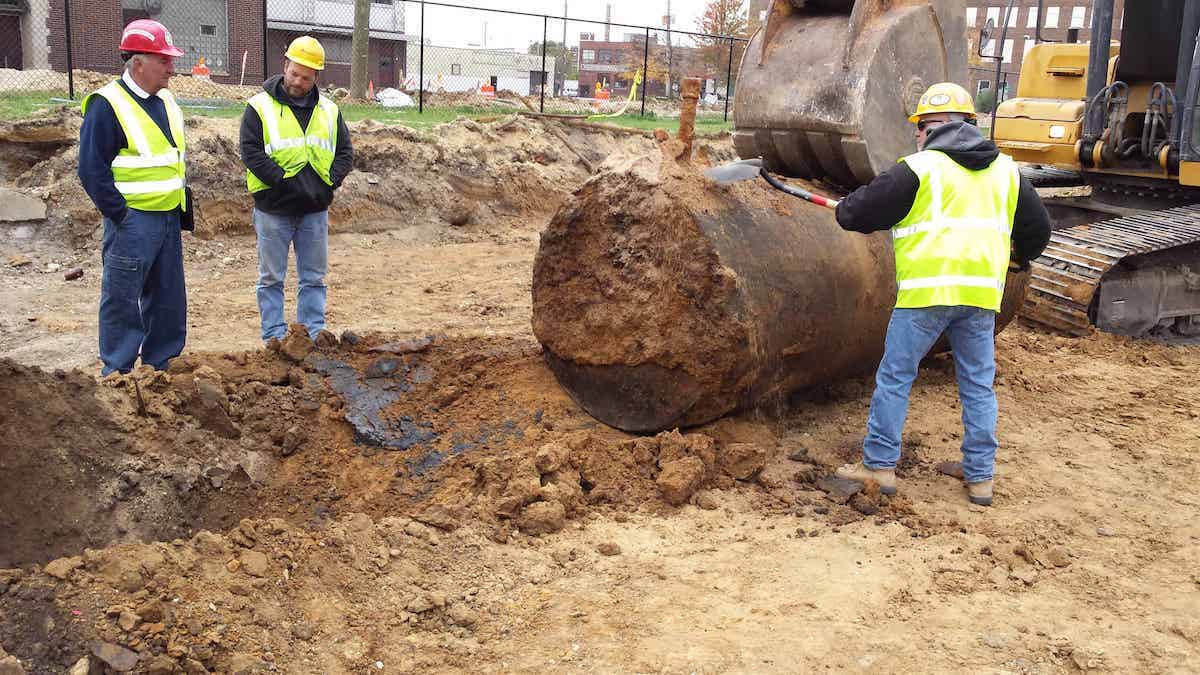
left=0, top=90, right=733, bottom=135
left=0, top=90, right=72, bottom=121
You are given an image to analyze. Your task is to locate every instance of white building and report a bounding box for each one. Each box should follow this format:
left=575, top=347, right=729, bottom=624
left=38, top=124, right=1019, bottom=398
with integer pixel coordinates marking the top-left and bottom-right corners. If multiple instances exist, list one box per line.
left=403, top=43, right=556, bottom=96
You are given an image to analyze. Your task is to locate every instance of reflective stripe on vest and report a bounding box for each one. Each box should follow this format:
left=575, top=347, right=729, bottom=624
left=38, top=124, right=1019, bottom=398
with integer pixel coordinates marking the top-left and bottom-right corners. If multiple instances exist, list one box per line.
left=245, top=91, right=339, bottom=193
left=891, top=150, right=1020, bottom=312
left=81, top=81, right=187, bottom=212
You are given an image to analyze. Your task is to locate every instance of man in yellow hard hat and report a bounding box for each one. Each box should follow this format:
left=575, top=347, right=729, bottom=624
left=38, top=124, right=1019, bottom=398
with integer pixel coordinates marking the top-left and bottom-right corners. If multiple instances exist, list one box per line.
left=239, top=35, right=353, bottom=346
left=831, top=82, right=1051, bottom=506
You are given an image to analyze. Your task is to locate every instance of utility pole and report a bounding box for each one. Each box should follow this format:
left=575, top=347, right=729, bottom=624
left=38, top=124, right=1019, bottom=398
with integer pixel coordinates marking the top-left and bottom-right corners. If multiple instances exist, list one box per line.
left=562, top=0, right=567, bottom=47
left=350, top=0, right=369, bottom=99
left=666, top=0, right=673, bottom=97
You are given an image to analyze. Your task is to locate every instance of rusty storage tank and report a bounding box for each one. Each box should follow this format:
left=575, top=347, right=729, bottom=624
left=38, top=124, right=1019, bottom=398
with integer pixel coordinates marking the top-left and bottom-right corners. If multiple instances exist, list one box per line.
left=531, top=146, right=1029, bottom=433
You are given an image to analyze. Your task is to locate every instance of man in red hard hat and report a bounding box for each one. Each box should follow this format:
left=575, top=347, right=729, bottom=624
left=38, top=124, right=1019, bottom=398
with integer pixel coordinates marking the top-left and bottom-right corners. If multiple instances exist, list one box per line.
left=78, top=20, right=191, bottom=375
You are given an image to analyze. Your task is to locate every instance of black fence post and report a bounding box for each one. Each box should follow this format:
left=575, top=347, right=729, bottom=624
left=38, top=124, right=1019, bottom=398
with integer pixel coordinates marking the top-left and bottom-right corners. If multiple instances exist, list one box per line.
left=540, top=16, right=547, bottom=112
left=419, top=0, right=425, bottom=114
left=640, top=27, right=649, bottom=117
left=261, top=0, right=268, bottom=81
left=64, top=0, right=75, bottom=99
left=724, top=38, right=734, bottom=122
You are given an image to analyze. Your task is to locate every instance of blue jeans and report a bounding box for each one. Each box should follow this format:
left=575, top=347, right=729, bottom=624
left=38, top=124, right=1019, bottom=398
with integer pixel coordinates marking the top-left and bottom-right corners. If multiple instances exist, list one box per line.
left=253, top=208, right=329, bottom=341
left=862, top=306, right=998, bottom=483
left=99, top=208, right=187, bottom=375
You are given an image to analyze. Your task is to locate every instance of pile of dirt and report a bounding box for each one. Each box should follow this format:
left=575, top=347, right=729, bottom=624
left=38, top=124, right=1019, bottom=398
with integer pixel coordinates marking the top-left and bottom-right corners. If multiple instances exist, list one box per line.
left=0, top=69, right=259, bottom=101
left=0, top=108, right=734, bottom=247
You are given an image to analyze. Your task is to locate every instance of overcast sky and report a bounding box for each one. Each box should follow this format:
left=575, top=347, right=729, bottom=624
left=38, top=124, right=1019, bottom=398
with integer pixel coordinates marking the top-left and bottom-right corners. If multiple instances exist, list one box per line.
left=413, top=0, right=719, bottom=50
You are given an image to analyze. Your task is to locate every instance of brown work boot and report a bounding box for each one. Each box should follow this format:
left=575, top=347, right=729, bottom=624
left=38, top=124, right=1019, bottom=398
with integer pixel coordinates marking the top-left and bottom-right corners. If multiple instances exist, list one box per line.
left=967, top=480, right=993, bottom=506
left=834, top=461, right=897, bottom=495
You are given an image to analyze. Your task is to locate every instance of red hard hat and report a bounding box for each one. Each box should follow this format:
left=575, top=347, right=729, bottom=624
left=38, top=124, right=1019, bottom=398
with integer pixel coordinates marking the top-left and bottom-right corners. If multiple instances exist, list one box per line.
left=119, top=19, right=185, bottom=58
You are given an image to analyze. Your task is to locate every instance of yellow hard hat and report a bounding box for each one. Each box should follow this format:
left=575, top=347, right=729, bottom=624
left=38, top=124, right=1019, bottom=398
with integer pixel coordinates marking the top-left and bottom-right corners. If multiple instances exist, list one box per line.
left=909, top=82, right=976, bottom=123
left=285, top=36, right=325, bottom=71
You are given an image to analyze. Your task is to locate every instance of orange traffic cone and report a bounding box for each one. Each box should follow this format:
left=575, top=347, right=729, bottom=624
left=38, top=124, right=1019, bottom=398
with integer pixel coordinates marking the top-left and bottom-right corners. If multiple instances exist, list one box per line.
left=367, top=80, right=375, bottom=100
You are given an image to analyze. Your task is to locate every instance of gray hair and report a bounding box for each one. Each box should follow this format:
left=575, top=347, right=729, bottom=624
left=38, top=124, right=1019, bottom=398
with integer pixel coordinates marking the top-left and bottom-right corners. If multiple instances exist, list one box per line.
left=124, top=53, right=144, bottom=71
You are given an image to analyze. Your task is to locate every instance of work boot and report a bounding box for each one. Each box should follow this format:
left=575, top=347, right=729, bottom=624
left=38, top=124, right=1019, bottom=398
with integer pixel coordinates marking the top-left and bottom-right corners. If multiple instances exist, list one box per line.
left=967, top=480, right=993, bottom=507
left=834, top=461, right=897, bottom=495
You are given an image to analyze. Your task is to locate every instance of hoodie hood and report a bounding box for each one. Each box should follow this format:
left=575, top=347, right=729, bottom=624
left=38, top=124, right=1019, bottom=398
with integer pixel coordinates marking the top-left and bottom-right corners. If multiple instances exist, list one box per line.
left=922, top=121, right=999, bottom=171
left=262, top=74, right=318, bottom=109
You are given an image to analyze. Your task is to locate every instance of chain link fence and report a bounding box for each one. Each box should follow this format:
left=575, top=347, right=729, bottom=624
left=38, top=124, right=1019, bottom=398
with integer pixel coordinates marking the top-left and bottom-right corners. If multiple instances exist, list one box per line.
left=0, top=0, right=746, bottom=121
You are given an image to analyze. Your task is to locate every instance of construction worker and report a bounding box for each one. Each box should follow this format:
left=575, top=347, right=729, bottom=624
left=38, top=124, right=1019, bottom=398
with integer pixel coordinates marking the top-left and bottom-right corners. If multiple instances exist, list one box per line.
left=832, top=82, right=1051, bottom=506
left=78, top=19, right=190, bottom=376
left=239, top=36, right=353, bottom=345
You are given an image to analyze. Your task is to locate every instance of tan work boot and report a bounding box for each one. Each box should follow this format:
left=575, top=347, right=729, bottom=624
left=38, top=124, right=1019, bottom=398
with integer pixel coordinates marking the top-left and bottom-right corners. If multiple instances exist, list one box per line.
left=834, top=461, right=897, bottom=495
left=967, top=480, right=993, bottom=506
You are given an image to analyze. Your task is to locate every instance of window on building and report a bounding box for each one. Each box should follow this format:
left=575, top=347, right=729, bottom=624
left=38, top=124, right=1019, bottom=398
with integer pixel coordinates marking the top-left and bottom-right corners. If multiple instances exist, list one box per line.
left=322, top=37, right=353, bottom=65
left=1045, top=6, right=1060, bottom=28
left=998, top=82, right=1009, bottom=102
left=451, top=63, right=461, bottom=75
left=1070, top=6, right=1086, bottom=29
left=986, top=7, right=1000, bottom=28
left=1023, top=38, right=1035, bottom=60
left=582, top=49, right=595, bottom=62
left=1002, top=38, right=1014, bottom=63
left=200, top=25, right=216, bottom=36
left=966, top=7, right=976, bottom=27
left=1027, top=7, right=1039, bottom=28
left=977, top=80, right=991, bottom=94
left=1007, top=7, right=1018, bottom=27
left=598, top=50, right=613, bottom=64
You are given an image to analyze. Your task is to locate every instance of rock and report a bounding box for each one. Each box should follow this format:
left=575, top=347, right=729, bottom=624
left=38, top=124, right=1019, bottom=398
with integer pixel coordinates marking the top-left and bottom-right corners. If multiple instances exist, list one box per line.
left=181, top=658, right=208, bottom=675
left=313, top=330, right=339, bottom=349
left=43, top=555, right=82, bottom=580
left=192, top=376, right=239, bottom=439
left=1009, top=565, right=1038, bottom=586
left=816, top=475, right=863, bottom=504
left=364, top=356, right=402, bottom=379
left=64, top=267, right=84, bottom=281
left=91, top=641, right=139, bottom=671
left=981, top=633, right=1009, bottom=649
left=597, top=542, right=621, bottom=556
left=1042, top=546, right=1072, bottom=568
left=340, top=330, right=361, bottom=346
left=144, top=655, right=177, bottom=675
left=280, top=326, right=313, bottom=363
left=786, top=447, right=809, bottom=461
left=0, top=645, right=25, bottom=675
left=6, top=255, right=31, bottom=268
left=413, top=504, right=459, bottom=531
left=1097, top=527, right=1116, bottom=537
left=694, top=490, right=720, bottom=510
left=444, top=200, right=476, bottom=226
left=515, top=501, right=566, bottom=536
left=117, top=611, right=140, bottom=632
left=239, top=550, right=269, bottom=577
left=44, top=262, right=62, bottom=273
left=447, top=603, right=478, bottom=627
left=67, top=657, right=89, bottom=675
left=227, top=652, right=269, bottom=674
left=936, top=461, right=965, bottom=479
left=135, top=600, right=166, bottom=623
left=849, top=493, right=879, bottom=516
left=368, top=336, right=433, bottom=354
left=406, top=594, right=436, bottom=613
left=291, top=623, right=315, bottom=641
left=534, top=442, right=569, bottom=474
left=281, top=425, right=303, bottom=456
left=719, top=443, right=766, bottom=480
left=0, top=188, right=47, bottom=222
left=656, top=456, right=706, bottom=506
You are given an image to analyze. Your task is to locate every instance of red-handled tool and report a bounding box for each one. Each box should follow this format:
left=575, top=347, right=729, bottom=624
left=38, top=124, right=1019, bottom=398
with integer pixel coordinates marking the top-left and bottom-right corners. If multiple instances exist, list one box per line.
left=703, top=158, right=841, bottom=210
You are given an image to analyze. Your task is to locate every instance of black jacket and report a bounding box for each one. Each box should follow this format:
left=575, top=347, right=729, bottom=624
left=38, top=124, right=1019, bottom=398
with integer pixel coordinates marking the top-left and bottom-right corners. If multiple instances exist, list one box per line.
left=239, top=75, right=354, bottom=216
left=834, top=121, right=1051, bottom=268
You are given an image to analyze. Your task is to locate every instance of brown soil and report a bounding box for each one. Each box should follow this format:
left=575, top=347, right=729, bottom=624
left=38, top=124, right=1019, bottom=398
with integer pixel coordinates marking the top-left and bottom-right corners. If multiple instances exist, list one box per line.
left=1, top=112, right=1198, bottom=674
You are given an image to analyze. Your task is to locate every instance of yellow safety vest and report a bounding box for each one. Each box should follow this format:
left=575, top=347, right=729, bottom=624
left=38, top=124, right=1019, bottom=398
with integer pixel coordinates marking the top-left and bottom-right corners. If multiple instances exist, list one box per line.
left=245, top=91, right=339, bottom=193
left=81, top=80, right=187, bottom=212
left=891, top=150, right=1020, bottom=312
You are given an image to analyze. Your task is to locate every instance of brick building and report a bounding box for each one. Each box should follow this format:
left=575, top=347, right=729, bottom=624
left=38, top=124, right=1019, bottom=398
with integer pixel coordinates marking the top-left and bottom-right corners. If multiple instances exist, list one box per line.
left=966, top=1, right=1125, bottom=102
left=577, top=32, right=717, bottom=99
left=44, top=0, right=407, bottom=91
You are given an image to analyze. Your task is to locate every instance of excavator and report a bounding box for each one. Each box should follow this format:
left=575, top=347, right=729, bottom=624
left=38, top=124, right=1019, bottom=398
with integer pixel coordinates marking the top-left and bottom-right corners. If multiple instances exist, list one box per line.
left=733, top=0, right=1200, bottom=341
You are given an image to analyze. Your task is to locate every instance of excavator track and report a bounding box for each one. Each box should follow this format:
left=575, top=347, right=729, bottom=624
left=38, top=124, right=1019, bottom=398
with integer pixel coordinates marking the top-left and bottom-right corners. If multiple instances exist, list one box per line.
left=1023, top=204, right=1200, bottom=335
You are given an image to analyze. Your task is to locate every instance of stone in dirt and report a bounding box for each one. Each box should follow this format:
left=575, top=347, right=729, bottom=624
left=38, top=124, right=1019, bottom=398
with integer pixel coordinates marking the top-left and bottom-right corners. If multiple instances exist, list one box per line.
left=936, top=461, right=965, bottom=479
left=144, top=655, right=177, bottom=675
left=694, top=490, right=720, bottom=510
left=656, top=456, right=706, bottom=506
left=0, top=645, right=25, bottom=675
left=816, top=475, right=864, bottom=504
left=6, top=255, right=31, bottom=268
left=67, top=657, right=89, bottom=675
left=413, top=504, right=459, bottom=531
left=515, top=501, right=566, bottom=536
left=849, top=493, right=879, bottom=516
left=191, top=373, right=240, bottom=439
left=597, top=542, right=622, bottom=556
left=239, top=550, right=270, bottom=577
left=117, top=611, right=140, bottom=632
left=719, top=442, right=766, bottom=480
left=364, top=356, right=402, bottom=379
left=447, top=604, right=478, bottom=627
left=90, top=641, right=139, bottom=672
left=313, top=330, right=339, bottom=349
left=369, top=336, right=433, bottom=354
left=43, top=555, right=82, bottom=579
left=280, top=325, right=314, bottom=363
left=64, top=267, right=84, bottom=281
left=0, top=188, right=46, bottom=222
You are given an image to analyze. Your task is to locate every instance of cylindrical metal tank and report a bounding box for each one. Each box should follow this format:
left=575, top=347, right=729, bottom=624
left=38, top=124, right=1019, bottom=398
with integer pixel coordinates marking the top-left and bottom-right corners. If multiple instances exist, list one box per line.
left=531, top=150, right=1029, bottom=433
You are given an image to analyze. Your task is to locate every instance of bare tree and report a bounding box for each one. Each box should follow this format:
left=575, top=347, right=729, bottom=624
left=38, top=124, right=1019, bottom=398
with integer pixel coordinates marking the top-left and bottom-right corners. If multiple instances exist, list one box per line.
left=350, top=0, right=370, bottom=99
left=694, top=0, right=748, bottom=90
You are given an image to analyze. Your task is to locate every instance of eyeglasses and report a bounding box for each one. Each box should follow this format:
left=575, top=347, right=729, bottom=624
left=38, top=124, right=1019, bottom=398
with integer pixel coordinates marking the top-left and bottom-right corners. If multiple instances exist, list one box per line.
left=916, top=120, right=944, bottom=132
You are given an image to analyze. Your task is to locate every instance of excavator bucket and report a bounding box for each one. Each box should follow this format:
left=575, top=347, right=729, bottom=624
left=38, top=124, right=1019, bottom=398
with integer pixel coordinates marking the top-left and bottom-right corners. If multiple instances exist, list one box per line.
left=733, top=0, right=967, bottom=187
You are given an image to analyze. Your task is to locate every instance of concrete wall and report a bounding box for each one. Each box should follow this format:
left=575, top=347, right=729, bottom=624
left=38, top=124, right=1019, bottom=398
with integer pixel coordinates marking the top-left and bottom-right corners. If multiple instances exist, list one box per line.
left=20, top=0, right=51, bottom=69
